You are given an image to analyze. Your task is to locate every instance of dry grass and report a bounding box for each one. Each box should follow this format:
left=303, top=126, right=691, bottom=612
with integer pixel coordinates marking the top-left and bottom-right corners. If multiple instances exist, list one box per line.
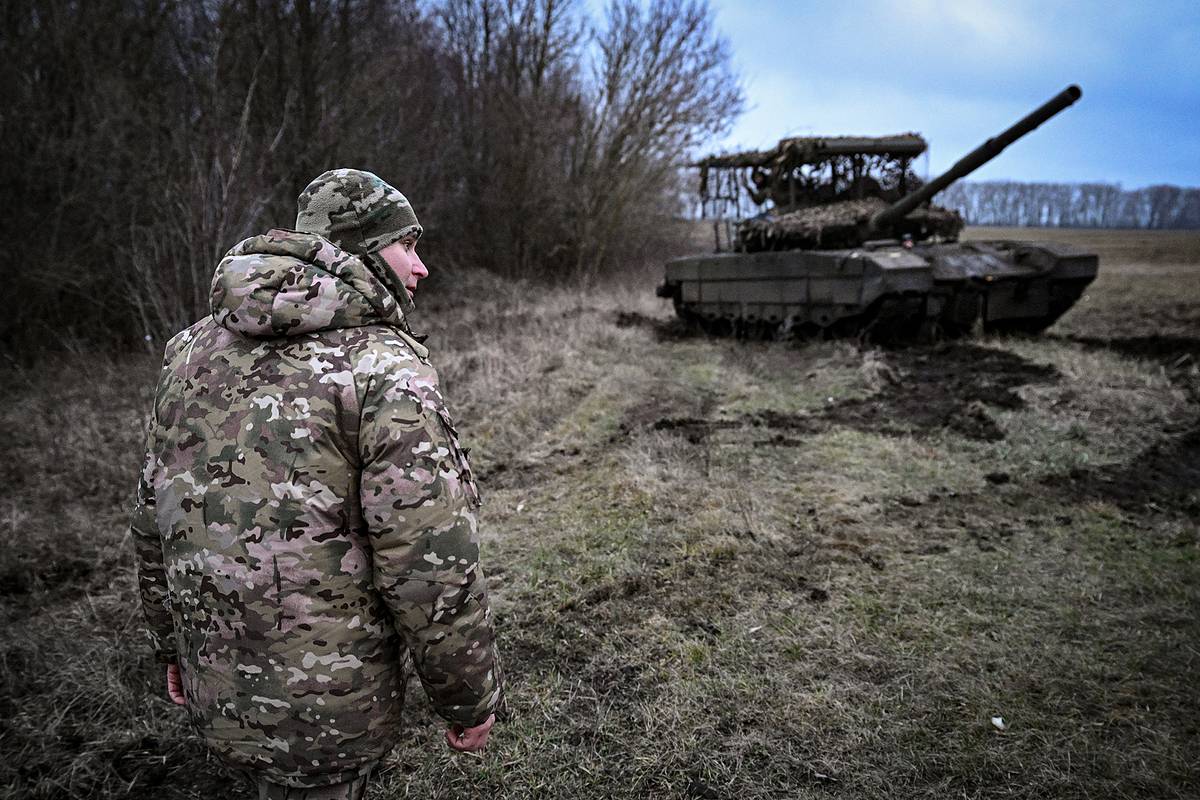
left=1, top=229, right=1198, bottom=799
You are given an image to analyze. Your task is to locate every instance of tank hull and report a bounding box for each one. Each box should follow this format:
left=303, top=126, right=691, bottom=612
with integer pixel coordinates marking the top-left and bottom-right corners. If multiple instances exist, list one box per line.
left=657, top=240, right=1098, bottom=339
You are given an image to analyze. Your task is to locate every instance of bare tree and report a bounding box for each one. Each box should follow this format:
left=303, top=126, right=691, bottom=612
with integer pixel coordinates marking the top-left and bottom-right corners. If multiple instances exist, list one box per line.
left=570, top=0, right=742, bottom=279
left=2, top=0, right=743, bottom=357
left=940, top=181, right=1200, bottom=229
left=438, top=0, right=584, bottom=277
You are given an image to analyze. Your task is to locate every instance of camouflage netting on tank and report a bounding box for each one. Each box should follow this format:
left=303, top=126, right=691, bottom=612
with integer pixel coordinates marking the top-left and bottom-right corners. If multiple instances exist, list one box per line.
left=736, top=198, right=964, bottom=252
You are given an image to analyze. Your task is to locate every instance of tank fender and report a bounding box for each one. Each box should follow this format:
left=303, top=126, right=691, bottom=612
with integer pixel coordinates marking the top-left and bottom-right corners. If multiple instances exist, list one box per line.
left=860, top=248, right=933, bottom=307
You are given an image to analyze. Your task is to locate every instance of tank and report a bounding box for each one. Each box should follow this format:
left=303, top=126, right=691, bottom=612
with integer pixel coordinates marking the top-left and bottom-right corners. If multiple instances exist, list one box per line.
left=657, top=85, right=1099, bottom=339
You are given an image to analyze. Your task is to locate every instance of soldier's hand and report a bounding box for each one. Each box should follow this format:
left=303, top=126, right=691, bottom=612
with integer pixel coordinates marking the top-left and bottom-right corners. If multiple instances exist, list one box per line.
left=445, top=714, right=494, bottom=753
left=166, top=662, right=186, bottom=706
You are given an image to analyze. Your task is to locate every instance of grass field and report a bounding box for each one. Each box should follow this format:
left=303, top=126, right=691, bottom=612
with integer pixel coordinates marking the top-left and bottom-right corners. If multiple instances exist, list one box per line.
left=1, top=228, right=1197, bottom=798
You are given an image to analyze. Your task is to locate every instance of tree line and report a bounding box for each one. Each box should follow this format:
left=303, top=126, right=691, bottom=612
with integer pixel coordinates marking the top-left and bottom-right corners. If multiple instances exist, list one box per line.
left=938, top=181, right=1200, bottom=229
left=1, top=0, right=742, bottom=356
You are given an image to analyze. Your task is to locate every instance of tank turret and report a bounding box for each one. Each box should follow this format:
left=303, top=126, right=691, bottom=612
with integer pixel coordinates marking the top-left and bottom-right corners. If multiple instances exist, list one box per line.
left=725, top=86, right=1082, bottom=252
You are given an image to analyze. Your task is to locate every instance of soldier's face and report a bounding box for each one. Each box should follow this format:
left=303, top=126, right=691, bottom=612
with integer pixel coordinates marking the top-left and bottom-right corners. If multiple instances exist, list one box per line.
left=377, top=235, right=428, bottom=300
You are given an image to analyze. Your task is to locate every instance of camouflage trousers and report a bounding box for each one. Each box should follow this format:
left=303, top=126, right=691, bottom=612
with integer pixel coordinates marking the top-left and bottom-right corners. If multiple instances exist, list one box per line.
left=241, top=765, right=375, bottom=800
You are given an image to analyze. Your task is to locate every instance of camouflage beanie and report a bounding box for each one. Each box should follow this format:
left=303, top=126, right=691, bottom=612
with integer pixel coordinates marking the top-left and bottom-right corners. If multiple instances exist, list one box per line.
left=296, top=168, right=421, bottom=256
left=295, top=168, right=423, bottom=317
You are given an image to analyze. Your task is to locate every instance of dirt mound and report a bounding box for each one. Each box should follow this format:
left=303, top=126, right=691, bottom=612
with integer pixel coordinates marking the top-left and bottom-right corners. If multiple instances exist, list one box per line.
left=651, top=416, right=740, bottom=443
left=1060, top=334, right=1199, bottom=369
left=824, top=343, right=1060, bottom=441
left=644, top=344, right=1059, bottom=444
left=1042, top=424, right=1200, bottom=515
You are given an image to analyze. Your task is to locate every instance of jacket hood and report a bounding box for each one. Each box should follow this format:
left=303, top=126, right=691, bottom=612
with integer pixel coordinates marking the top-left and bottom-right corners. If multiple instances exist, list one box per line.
left=210, top=229, right=409, bottom=338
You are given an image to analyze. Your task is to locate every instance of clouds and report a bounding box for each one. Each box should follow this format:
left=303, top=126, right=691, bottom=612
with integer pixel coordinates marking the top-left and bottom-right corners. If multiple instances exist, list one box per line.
left=707, top=0, right=1200, bottom=186
left=910, top=0, right=1044, bottom=49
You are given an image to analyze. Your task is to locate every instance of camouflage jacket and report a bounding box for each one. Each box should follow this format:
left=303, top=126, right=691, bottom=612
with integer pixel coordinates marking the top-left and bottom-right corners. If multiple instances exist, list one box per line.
left=129, top=229, right=502, bottom=788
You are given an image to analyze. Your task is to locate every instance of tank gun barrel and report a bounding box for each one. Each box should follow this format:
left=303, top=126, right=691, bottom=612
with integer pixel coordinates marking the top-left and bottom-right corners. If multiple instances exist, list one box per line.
left=869, top=84, right=1082, bottom=233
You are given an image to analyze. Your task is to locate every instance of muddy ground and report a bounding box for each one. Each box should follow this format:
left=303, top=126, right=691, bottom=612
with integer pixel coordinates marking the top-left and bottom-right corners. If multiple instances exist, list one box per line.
left=1, top=228, right=1197, bottom=799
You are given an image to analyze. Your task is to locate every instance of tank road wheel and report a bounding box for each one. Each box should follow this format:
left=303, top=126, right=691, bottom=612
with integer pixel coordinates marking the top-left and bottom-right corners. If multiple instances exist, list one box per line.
left=933, top=320, right=973, bottom=340
left=677, top=307, right=707, bottom=335
left=734, top=317, right=782, bottom=340
left=755, top=318, right=783, bottom=340
left=784, top=322, right=825, bottom=342
left=915, top=315, right=974, bottom=342
left=702, top=316, right=733, bottom=337
left=859, top=295, right=926, bottom=344
left=830, top=314, right=870, bottom=341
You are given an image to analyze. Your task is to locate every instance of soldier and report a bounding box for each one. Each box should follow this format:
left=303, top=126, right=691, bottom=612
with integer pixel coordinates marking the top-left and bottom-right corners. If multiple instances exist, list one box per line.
left=129, top=169, right=503, bottom=799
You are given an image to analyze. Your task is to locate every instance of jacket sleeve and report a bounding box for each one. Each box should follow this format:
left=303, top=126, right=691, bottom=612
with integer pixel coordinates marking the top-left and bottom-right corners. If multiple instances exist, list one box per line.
left=358, top=363, right=503, bottom=728
left=129, top=390, right=178, bottom=664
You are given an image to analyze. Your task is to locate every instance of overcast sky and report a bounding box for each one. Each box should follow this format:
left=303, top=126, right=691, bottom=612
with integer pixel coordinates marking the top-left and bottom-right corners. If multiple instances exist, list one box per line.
left=701, top=0, right=1199, bottom=187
